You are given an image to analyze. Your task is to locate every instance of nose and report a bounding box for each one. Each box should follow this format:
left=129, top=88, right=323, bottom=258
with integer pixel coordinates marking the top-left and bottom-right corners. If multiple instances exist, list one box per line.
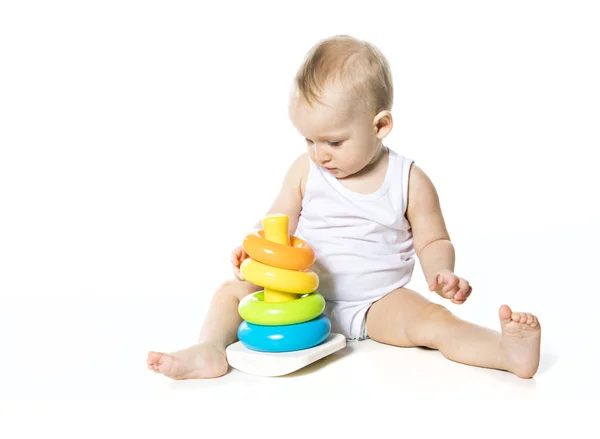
left=314, top=143, right=331, bottom=164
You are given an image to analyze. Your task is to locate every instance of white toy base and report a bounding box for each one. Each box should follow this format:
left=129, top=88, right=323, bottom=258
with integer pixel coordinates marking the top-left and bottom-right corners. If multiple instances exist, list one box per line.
left=226, top=333, right=347, bottom=377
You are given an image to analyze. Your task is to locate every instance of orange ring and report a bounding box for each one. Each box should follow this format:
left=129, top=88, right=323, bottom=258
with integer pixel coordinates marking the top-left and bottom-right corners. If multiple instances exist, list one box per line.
left=242, top=230, right=316, bottom=271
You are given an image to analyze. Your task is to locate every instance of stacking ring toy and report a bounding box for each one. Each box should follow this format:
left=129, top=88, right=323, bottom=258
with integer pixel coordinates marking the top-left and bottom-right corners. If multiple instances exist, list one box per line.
left=234, top=213, right=333, bottom=355
left=239, top=291, right=325, bottom=326
left=238, top=315, right=331, bottom=352
left=243, top=230, right=315, bottom=271
left=240, top=258, right=319, bottom=294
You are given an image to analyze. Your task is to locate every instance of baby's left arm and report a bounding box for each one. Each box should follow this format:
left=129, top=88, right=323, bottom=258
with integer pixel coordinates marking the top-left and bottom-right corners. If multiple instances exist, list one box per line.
left=405, top=164, right=472, bottom=304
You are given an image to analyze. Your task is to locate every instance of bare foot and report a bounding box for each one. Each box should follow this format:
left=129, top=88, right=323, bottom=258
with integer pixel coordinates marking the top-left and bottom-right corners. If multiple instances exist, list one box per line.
left=499, top=304, right=541, bottom=378
left=147, top=343, right=228, bottom=380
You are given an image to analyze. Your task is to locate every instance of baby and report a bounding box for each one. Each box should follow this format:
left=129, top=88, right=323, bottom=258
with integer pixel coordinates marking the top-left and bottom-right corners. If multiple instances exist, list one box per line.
left=147, top=35, right=541, bottom=379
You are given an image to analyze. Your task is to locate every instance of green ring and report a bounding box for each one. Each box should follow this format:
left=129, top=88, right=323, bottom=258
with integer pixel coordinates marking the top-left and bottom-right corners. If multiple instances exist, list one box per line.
left=238, top=291, right=326, bottom=326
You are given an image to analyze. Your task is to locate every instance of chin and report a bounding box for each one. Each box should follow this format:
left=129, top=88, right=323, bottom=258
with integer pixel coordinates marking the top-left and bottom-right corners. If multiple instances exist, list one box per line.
left=333, top=170, right=350, bottom=179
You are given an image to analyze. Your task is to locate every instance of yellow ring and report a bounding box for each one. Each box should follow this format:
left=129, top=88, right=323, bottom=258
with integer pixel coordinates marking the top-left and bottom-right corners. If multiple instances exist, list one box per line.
left=240, top=258, right=319, bottom=294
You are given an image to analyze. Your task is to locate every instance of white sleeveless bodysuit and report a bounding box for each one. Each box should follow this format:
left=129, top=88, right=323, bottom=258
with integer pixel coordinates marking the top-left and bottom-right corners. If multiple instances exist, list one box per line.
left=296, top=147, right=416, bottom=340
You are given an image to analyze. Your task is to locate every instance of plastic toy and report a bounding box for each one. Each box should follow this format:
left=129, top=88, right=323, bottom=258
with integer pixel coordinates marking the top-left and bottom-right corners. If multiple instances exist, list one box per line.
left=225, top=214, right=346, bottom=376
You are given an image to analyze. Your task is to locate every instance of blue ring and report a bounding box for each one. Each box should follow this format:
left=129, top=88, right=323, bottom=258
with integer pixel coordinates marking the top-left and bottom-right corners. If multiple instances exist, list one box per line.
left=237, top=314, right=331, bottom=352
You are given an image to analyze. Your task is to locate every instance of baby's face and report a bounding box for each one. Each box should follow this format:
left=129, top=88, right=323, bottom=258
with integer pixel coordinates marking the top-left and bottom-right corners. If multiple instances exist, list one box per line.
left=289, top=87, right=384, bottom=179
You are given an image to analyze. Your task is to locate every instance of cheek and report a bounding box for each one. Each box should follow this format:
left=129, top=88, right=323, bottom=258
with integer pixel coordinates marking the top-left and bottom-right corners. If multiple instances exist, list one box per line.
left=307, top=145, right=319, bottom=163
left=344, top=149, right=370, bottom=170
left=341, top=145, right=362, bottom=164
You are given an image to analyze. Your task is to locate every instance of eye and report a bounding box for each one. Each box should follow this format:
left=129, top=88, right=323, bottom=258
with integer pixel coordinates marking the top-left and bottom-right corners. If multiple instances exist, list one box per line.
left=328, top=141, right=342, bottom=147
left=305, top=138, right=314, bottom=144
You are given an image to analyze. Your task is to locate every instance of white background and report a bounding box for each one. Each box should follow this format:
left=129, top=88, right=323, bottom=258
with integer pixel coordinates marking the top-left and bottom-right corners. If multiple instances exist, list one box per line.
left=1, top=0, right=599, bottom=436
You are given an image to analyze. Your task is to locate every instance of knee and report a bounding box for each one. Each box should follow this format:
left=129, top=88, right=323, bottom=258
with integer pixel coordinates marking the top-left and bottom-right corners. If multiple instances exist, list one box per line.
left=212, top=279, right=260, bottom=302
left=407, top=303, right=453, bottom=349
left=422, top=302, right=452, bottom=321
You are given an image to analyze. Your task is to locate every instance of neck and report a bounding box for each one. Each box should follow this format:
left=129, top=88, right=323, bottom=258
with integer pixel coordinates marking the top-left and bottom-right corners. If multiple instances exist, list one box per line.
left=367, top=142, right=387, bottom=168
left=354, top=143, right=388, bottom=178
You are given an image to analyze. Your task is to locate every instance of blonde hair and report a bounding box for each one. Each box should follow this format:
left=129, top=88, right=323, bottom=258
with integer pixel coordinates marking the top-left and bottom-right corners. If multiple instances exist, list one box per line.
left=295, top=35, right=393, bottom=114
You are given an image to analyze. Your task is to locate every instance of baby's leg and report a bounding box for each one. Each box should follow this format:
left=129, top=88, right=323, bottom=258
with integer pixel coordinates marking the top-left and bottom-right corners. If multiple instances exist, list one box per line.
left=365, top=288, right=541, bottom=378
left=147, top=279, right=261, bottom=379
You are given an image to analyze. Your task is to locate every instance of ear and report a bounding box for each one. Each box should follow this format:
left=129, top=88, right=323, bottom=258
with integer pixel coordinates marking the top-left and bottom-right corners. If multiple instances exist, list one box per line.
left=373, top=111, right=393, bottom=139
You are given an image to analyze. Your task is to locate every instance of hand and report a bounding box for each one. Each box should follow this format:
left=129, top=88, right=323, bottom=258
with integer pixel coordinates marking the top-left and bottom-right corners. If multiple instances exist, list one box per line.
left=231, top=246, right=250, bottom=281
left=428, top=269, right=472, bottom=304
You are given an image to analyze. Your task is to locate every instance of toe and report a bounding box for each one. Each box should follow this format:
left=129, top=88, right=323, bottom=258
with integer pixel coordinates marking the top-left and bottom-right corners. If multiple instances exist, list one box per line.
left=156, top=355, right=177, bottom=375
left=499, top=304, right=513, bottom=322
left=155, top=360, right=167, bottom=373
left=147, top=351, right=163, bottom=363
left=525, top=313, right=533, bottom=324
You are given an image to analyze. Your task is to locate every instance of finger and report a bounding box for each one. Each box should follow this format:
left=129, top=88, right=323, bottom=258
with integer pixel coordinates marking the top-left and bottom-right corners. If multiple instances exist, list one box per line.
left=459, top=287, right=472, bottom=302
left=234, top=267, right=245, bottom=281
left=429, top=273, right=445, bottom=291
left=454, top=290, right=468, bottom=303
left=428, top=275, right=440, bottom=291
left=450, top=295, right=465, bottom=304
left=436, top=273, right=445, bottom=286
left=453, top=296, right=467, bottom=305
left=448, top=287, right=460, bottom=300
left=463, top=286, right=473, bottom=298
left=455, top=280, right=470, bottom=300
left=442, top=276, right=459, bottom=293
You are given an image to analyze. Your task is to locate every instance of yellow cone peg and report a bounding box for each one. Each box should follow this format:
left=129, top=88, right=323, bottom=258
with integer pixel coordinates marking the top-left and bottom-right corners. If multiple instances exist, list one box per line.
left=261, top=214, right=296, bottom=302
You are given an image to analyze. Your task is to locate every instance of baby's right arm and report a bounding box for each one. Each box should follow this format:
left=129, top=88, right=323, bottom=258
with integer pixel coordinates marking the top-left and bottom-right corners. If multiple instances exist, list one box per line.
left=260, top=153, right=307, bottom=234
left=231, top=153, right=309, bottom=280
